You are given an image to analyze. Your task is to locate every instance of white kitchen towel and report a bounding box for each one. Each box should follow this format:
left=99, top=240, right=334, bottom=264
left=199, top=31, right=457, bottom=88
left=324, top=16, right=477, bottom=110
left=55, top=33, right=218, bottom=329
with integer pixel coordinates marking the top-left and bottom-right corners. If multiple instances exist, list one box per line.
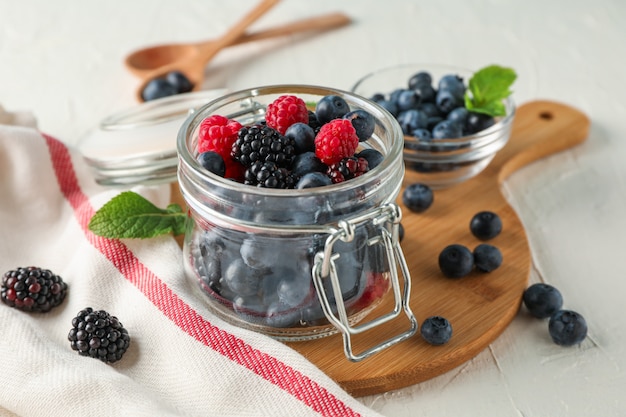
left=0, top=108, right=383, bottom=417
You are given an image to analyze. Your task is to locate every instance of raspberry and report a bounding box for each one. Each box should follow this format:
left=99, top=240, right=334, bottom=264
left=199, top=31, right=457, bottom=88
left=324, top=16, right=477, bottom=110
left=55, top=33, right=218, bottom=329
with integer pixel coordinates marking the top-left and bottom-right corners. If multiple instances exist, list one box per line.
left=265, top=95, right=309, bottom=135
left=314, top=119, right=359, bottom=165
left=231, top=124, right=296, bottom=168
left=1, top=266, right=68, bottom=313
left=68, top=307, right=131, bottom=363
left=197, top=115, right=242, bottom=159
left=326, top=156, right=369, bottom=184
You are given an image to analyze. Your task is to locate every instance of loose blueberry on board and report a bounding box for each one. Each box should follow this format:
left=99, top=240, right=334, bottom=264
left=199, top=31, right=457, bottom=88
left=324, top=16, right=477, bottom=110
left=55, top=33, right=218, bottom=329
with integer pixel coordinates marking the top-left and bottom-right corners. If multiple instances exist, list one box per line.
left=355, top=148, right=384, bottom=170
left=438, top=244, right=474, bottom=278
left=315, top=95, right=349, bottom=124
left=197, top=151, right=226, bottom=177
left=473, top=243, right=503, bottom=272
left=420, top=316, right=453, bottom=345
left=285, top=122, right=316, bottom=154
left=549, top=310, right=588, bottom=346
left=402, top=183, right=434, bottom=213
left=523, top=283, right=564, bottom=319
left=470, top=211, right=503, bottom=240
left=296, top=172, right=332, bottom=189
left=141, top=78, right=179, bottom=101
left=344, top=109, right=376, bottom=142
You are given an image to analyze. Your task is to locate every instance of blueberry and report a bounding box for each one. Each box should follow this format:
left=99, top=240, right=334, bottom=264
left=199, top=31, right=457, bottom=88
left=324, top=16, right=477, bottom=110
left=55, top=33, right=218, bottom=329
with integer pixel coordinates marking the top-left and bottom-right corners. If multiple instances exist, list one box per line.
left=197, top=151, right=226, bottom=177
left=223, top=258, right=261, bottom=296
left=344, top=109, right=375, bottom=141
left=436, top=89, right=464, bottom=115
left=411, top=128, right=432, bottom=141
left=296, top=172, right=332, bottom=189
left=370, top=93, right=386, bottom=102
left=420, top=316, right=453, bottom=345
left=285, top=122, right=316, bottom=154
left=276, top=277, right=310, bottom=308
left=141, top=78, right=179, bottom=101
left=426, top=116, right=444, bottom=131
left=396, top=90, right=420, bottom=112
left=355, top=148, right=384, bottom=170
left=389, top=88, right=405, bottom=104
left=438, top=74, right=465, bottom=97
left=377, top=100, right=399, bottom=117
left=465, top=112, right=496, bottom=134
left=240, top=238, right=281, bottom=270
left=316, top=95, right=350, bottom=124
left=447, top=107, right=469, bottom=124
left=397, top=109, right=428, bottom=134
left=523, top=283, right=563, bottom=319
left=413, top=83, right=436, bottom=103
left=432, top=120, right=463, bottom=139
left=473, top=243, right=503, bottom=272
left=408, top=71, right=432, bottom=89
left=418, top=102, right=442, bottom=118
left=470, top=211, right=502, bottom=240
left=165, top=71, right=193, bottom=94
left=438, top=244, right=473, bottom=278
left=549, top=310, right=587, bottom=346
left=291, top=152, right=326, bottom=178
left=402, top=183, right=433, bottom=213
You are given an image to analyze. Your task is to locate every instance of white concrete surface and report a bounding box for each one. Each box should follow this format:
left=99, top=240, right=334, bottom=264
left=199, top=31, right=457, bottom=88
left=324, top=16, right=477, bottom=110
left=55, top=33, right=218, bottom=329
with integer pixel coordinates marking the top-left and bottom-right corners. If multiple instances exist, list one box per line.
left=2, top=0, right=625, bottom=415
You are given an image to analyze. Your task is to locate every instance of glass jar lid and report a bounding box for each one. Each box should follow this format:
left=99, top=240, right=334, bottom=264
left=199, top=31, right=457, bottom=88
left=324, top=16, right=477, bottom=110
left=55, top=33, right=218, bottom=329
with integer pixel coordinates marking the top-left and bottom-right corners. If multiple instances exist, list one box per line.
left=77, top=89, right=228, bottom=186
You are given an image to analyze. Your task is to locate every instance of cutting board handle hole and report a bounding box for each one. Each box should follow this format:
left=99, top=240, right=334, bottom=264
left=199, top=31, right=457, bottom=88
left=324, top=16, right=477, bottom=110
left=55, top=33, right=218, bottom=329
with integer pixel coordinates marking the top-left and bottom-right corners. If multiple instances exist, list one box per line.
left=538, top=111, right=554, bottom=120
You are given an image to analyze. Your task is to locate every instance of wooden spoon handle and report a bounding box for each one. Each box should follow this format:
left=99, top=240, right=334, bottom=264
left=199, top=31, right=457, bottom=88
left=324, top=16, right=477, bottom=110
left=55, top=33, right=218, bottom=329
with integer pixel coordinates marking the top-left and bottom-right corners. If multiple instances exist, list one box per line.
left=195, top=0, right=280, bottom=61
left=221, top=12, right=351, bottom=46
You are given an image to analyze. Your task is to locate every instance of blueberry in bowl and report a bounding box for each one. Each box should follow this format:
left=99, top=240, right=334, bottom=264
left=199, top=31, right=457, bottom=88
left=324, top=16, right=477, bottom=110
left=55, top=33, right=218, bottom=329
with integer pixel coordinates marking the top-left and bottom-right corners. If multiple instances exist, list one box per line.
left=352, top=64, right=516, bottom=189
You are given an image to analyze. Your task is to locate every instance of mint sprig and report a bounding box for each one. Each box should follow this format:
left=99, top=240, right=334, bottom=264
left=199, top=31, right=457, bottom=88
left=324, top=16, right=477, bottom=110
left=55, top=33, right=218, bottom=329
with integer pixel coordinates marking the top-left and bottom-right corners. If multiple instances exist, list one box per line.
left=464, top=65, right=517, bottom=117
left=88, top=191, right=186, bottom=239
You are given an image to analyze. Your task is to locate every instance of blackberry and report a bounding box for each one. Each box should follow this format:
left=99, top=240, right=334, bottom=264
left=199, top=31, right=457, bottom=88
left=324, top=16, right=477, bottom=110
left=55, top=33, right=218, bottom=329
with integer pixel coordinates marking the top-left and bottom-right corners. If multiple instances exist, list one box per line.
left=68, top=307, right=130, bottom=363
left=326, top=156, right=369, bottom=184
left=244, top=161, right=296, bottom=189
left=1, top=266, right=67, bottom=312
left=231, top=124, right=296, bottom=168
left=307, top=110, right=323, bottom=133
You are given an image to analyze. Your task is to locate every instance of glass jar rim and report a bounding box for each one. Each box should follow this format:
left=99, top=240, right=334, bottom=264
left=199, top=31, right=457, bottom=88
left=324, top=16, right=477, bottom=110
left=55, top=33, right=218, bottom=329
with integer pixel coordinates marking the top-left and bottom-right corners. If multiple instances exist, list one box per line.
left=176, top=84, right=404, bottom=198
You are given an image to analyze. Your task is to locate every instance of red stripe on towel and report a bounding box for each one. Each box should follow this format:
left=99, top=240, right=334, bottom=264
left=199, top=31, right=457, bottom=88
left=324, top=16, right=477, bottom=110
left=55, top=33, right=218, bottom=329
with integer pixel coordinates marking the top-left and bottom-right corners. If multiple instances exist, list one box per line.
left=42, top=133, right=361, bottom=417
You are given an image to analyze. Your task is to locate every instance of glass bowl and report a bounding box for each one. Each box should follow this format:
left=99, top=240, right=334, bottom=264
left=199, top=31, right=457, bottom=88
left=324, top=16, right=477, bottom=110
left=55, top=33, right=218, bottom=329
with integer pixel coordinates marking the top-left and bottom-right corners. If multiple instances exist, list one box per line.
left=351, top=64, right=515, bottom=189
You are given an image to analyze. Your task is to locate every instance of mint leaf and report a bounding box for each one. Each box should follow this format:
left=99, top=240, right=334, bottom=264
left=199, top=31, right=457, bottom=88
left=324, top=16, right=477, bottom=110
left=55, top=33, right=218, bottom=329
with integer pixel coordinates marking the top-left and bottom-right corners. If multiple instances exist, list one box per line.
left=465, top=65, right=517, bottom=117
left=88, top=191, right=187, bottom=239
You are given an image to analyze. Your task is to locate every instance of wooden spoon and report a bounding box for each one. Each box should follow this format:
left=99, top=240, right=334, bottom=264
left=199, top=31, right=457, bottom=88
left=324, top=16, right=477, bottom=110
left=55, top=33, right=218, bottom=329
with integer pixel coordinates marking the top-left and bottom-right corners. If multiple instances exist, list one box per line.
left=136, top=0, right=280, bottom=102
left=126, top=12, right=351, bottom=80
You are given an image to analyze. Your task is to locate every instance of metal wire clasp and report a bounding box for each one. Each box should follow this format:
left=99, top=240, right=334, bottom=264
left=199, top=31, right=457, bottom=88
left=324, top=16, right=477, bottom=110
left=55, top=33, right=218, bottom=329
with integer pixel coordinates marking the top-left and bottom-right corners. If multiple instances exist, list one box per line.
left=312, top=203, right=417, bottom=362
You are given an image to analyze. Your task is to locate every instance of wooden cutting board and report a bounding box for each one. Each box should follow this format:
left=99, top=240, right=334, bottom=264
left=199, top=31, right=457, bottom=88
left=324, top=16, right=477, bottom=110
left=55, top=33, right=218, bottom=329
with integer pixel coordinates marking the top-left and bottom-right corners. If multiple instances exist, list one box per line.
left=285, top=100, right=590, bottom=397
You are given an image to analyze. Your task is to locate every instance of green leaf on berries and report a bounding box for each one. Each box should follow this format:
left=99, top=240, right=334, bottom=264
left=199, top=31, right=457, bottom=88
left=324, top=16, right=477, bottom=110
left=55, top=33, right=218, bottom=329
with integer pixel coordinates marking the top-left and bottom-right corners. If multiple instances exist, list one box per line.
left=464, top=65, right=517, bottom=117
left=88, top=191, right=187, bottom=239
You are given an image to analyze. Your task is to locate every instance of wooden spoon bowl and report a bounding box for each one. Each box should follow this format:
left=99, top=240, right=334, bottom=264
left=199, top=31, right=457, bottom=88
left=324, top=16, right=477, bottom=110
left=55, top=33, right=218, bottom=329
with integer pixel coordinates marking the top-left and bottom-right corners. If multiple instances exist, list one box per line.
left=126, top=12, right=351, bottom=82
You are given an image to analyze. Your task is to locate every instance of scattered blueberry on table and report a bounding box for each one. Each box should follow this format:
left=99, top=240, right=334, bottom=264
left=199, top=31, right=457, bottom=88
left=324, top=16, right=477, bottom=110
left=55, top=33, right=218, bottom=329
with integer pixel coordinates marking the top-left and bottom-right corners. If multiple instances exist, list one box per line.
left=523, top=283, right=564, bottom=319
left=420, top=316, right=453, bottom=345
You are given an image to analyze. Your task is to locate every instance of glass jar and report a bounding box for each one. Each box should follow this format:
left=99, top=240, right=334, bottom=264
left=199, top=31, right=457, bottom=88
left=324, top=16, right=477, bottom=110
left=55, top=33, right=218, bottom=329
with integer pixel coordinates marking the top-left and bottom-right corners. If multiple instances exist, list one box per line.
left=177, top=85, right=417, bottom=361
